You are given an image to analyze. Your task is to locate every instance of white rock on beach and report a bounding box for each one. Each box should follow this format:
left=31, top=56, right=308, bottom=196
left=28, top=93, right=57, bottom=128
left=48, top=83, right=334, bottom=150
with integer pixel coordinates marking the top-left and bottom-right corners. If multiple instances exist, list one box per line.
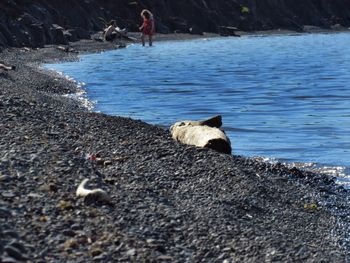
left=76, top=179, right=110, bottom=203
left=170, top=115, right=231, bottom=154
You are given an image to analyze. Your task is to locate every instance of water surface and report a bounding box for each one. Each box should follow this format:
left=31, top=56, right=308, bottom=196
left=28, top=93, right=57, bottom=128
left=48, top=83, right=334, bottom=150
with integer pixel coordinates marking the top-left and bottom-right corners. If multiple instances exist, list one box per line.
left=45, top=32, right=350, bottom=185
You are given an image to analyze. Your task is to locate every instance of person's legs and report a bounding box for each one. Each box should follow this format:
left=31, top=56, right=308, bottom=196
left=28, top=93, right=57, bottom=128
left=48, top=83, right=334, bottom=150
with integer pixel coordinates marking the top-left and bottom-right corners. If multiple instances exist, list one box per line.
left=149, top=35, right=153, bottom=46
left=141, top=33, right=145, bottom=46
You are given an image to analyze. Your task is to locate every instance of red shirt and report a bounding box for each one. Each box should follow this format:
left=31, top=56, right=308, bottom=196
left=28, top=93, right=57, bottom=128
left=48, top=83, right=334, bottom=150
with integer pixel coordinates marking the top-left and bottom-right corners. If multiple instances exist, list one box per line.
left=142, top=18, right=155, bottom=35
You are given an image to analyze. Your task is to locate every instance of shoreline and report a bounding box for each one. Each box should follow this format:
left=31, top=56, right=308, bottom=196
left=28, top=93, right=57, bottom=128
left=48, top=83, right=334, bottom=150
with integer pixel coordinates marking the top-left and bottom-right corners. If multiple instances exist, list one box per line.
left=1, top=33, right=350, bottom=262
left=48, top=30, right=350, bottom=184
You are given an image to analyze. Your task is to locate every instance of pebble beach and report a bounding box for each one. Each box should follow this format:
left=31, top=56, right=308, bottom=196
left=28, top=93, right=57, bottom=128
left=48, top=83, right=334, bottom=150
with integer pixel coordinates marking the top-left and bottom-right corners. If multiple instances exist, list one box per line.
left=1, top=37, right=350, bottom=262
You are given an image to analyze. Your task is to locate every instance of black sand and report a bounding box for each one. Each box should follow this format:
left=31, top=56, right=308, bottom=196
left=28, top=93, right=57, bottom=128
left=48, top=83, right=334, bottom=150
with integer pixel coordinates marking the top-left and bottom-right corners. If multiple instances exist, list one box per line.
left=1, top=36, right=350, bottom=262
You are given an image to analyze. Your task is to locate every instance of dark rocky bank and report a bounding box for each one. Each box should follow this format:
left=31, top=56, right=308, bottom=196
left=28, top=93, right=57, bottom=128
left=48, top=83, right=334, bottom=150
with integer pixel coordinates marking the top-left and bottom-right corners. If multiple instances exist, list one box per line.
left=1, top=0, right=350, bottom=48
left=1, top=38, right=350, bottom=262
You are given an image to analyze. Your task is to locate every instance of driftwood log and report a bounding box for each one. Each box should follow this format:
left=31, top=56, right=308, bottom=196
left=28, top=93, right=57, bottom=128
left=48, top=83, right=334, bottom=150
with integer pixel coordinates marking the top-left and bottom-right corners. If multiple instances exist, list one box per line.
left=76, top=179, right=110, bottom=203
left=218, top=26, right=240, bottom=37
left=170, top=115, right=232, bottom=154
left=0, top=63, right=15, bottom=71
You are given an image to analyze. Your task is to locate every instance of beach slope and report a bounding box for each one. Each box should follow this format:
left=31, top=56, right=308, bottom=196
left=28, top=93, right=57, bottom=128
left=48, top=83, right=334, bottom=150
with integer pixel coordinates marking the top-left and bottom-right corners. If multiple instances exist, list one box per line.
left=0, top=40, right=350, bottom=262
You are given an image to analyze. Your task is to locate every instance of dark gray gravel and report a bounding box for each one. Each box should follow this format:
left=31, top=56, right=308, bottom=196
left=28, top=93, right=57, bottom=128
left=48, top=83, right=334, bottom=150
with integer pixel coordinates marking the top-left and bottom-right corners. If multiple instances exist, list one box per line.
left=1, top=39, right=350, bottom=262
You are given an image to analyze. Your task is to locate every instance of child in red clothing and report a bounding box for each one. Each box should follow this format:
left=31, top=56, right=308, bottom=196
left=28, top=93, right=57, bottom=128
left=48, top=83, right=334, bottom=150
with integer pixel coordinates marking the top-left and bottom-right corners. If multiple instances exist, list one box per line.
left=139, top=9, right=155, bottom=46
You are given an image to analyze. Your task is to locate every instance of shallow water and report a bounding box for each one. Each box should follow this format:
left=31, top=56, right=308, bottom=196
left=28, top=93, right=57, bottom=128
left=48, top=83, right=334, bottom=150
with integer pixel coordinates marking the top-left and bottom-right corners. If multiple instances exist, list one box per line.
left=45, top=32, right=350, bottom=186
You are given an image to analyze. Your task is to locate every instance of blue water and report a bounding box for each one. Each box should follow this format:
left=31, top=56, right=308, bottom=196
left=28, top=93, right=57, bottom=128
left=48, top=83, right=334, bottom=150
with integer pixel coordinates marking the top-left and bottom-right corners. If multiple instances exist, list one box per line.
left=45, top=32, right=350, bottom=183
